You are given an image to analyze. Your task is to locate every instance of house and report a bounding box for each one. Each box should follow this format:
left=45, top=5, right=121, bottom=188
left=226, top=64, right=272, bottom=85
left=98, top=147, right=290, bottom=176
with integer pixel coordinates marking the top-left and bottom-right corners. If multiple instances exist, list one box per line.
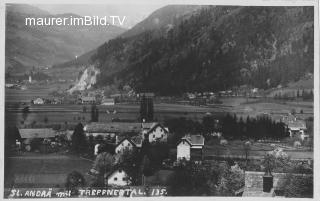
left=106, top=169, right=130, bottom=186
left=142, top=122, right=169, bottom=143
left=80, top=96, right=96, bottom=104
left=19, top=128, right=56, bottom=151
left=287, top=120, right=307, bottom=137
left=177, top=135, right=205, bottom=161
left=101, top=98, right=115, bottom=106
left=33, top=98, right=44, bottom=104
left=115, top=138, right=136, bottom=154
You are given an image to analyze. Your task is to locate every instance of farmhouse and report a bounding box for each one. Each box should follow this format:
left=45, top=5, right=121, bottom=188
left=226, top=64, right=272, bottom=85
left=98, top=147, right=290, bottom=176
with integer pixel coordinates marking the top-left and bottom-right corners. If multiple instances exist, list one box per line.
left=80, top=96, right=96, bottom=104
left=106, top=169, right=130, bottom=186
left=287, top=120, right=307, bottom=137
left=33, top=98, right=44, bottom=104
left=142, top=122, right=169, bottom=143
left=18, top=128, right=56, bottom=151
left=177, top=134, right=204, bottom=161
left=115, top=138, right=136, bottom=154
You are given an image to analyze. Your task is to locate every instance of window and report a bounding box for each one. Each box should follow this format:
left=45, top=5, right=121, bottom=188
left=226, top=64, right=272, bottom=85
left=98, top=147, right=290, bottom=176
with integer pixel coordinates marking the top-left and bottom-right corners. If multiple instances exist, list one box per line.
left=160, top=129, right=163, bottom=132
left=153, top=135, right=155, bottom=138
left=114, top=177, right=117, bottom=181
left=122, top=178, right=126, bottom=181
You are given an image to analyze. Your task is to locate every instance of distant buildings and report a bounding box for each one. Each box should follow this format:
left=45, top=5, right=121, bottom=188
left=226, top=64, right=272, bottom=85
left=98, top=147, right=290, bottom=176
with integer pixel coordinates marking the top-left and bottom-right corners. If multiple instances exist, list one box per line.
left=33, top=98, right=44, bottom=104
left=177, top=134, right=205, bottom=161
left=80, top=96, right=96, bottom=104
left=101, top=98, right=115, bottom=106
left=84, top=122, right=168, bottom=144
left=282, top=114, right=308, bottom=140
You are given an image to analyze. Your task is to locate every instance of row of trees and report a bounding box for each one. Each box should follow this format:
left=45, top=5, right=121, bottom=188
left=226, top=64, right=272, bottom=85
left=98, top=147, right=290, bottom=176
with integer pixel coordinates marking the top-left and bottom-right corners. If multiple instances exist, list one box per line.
left=274, top=89, right=313, bottom=101
left=221, top=114, right=288, bottom=140
left=164, top=114, right=288, bottom=144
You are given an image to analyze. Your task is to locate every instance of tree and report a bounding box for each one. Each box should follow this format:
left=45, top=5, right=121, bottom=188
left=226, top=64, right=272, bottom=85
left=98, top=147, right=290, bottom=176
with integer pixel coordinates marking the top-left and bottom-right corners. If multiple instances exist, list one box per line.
left=83, top=106, right=87, bottom=113
left=22, top=106, right=30, bottom=123
left=44, top=116, right=48, bottom=124
left=91, top=104, right=99, bottom=122
left=117, top=148, right=142, bottom=185
left=65, top=171, right=85, bottom=196
left=167, top=161, right=219, bottom=196
left=71, top=123, right=87, bottom=154
left=243, top=141, right=251, bottom=167
left=140, top=155, right=152, bottom=185
left=140, top=95, right=154, bottom=122
left=216, top=162, right=245, bottom=196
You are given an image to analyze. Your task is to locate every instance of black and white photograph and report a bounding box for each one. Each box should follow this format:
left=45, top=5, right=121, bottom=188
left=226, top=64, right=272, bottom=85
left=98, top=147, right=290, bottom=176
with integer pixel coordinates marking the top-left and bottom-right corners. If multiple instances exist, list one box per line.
left=1, top=0, right=319, bottom=199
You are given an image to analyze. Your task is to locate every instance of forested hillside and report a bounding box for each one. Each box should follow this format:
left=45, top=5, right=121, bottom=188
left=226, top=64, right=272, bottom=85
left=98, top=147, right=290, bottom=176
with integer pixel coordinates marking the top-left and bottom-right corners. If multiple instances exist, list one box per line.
left=91, top=6, right=314, bottom=95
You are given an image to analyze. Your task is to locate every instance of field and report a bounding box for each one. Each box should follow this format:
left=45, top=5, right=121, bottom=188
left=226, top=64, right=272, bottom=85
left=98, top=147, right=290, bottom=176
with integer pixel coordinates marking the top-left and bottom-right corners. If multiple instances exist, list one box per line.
left=203, top=140, right=313, bottom=160
left=5, top=83, right=314, bottom=129
left=4, top=154, right=92, bottom=188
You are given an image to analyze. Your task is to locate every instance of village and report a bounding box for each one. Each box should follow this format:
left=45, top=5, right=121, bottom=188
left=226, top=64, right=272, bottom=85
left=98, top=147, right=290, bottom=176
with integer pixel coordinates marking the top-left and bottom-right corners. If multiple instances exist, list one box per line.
left=4, top=86, right=314, bottom=197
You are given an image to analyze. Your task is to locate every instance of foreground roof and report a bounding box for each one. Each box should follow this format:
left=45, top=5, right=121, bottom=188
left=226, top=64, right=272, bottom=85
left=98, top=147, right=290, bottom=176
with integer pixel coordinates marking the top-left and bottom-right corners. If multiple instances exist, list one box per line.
left=19, top=128, right=56, bottom=139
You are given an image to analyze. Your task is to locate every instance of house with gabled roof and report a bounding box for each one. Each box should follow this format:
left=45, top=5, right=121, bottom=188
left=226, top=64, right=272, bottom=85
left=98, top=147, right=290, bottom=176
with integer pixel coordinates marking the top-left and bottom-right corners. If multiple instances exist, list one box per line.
left=177, top=134, right=205, bottom=161
left=115, top=138, right=136, bottom=154
left=142, top=122, right=169, bottom=143
left=106, top=169, right=131, bottom=186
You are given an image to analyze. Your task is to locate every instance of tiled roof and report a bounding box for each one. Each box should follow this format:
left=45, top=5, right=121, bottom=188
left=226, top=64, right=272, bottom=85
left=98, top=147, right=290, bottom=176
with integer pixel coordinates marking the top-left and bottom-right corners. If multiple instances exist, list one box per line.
left=84, top=122, right=141, bottom=133
left=243, top=171, right=312, bottom=197
left=19, top=128, right=56, bottom=139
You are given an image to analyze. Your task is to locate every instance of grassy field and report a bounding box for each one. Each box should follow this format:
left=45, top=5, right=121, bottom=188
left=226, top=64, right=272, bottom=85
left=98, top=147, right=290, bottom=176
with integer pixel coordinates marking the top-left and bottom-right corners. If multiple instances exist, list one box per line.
left=202, top=140, right=313, bottom=160
left=5, top=154, right=92, bottom=188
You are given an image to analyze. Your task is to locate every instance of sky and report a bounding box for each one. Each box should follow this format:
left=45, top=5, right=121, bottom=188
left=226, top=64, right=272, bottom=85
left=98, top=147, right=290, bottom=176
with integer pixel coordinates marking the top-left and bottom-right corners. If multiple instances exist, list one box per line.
left=34, top=4, right=167, bottom=28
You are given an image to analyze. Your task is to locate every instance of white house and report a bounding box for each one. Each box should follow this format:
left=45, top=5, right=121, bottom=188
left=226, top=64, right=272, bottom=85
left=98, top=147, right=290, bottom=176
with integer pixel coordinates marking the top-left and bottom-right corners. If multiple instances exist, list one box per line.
left=33, top=98, right=44, bottom=104
left=142, top=122, right=169, bottom=143
left=177, top=135, right=205, bottom=161
left=287, top=120, right=307, bottom=137
left=107, top=169, right=130, bottom=186
left=115, top=138, right=135, bottom=154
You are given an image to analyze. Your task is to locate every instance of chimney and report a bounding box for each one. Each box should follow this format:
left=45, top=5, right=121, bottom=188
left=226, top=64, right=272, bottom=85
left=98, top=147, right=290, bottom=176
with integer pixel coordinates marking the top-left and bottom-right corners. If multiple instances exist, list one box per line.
left=263, top=173, right=273, bottom=192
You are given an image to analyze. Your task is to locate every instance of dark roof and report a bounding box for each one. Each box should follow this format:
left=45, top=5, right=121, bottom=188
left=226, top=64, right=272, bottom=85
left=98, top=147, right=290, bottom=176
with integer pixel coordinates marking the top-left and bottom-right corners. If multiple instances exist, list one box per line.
left=181, top=135, right=204, bottom=146
left=143, top=123, right=168, bottom=134
left=84, top=122, right=141, bottom=133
